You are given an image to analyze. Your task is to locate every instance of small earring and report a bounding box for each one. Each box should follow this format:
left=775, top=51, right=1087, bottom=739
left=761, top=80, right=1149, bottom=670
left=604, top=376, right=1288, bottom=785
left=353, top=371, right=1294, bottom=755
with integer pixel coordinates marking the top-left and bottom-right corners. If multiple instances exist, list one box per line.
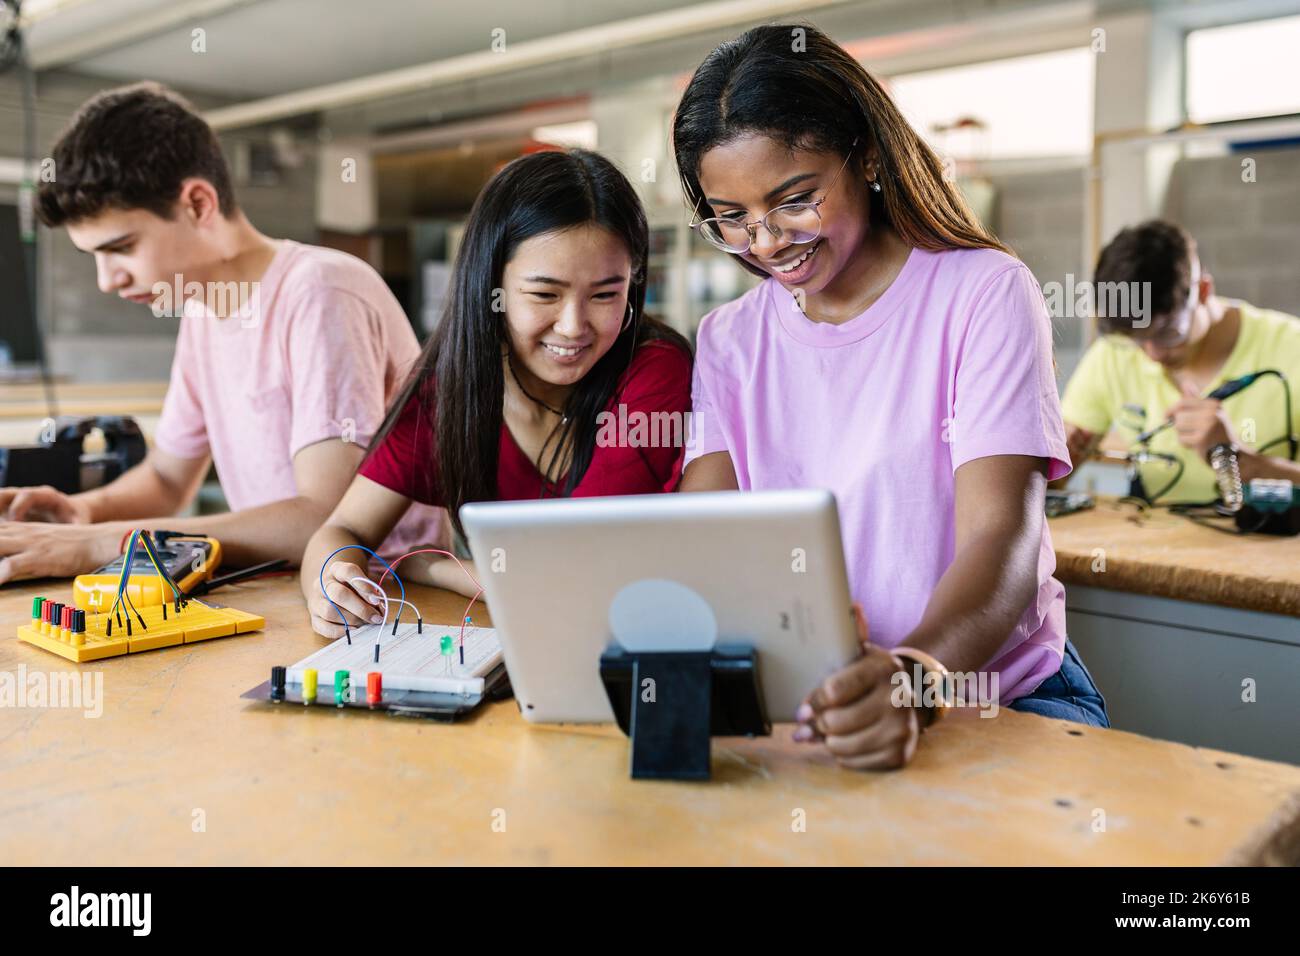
left=621, top=303, right=635, bottom=332
left=869, top=179, right=882, bottom=193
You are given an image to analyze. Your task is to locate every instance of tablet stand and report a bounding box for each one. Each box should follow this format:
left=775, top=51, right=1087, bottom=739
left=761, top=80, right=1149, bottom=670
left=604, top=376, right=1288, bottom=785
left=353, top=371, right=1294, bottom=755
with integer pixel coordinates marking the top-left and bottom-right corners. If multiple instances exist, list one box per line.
left=599, top=642, right=771, bottom=780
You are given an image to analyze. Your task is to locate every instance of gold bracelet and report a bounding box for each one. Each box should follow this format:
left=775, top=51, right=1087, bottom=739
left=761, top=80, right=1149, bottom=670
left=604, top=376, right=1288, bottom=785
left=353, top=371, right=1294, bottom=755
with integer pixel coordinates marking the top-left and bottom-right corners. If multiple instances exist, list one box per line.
left=892, top=646, right=951, bottom=727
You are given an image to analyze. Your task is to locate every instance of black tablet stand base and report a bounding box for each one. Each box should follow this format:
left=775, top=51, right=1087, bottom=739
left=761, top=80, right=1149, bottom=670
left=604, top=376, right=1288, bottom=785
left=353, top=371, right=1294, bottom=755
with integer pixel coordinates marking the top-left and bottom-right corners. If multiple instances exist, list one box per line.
left=599, top=642, right=770, bottom=780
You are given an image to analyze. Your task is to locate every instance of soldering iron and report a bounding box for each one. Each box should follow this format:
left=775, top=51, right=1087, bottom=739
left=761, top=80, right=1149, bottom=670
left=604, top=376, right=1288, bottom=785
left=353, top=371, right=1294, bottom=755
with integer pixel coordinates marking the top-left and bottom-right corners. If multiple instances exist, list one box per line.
left=1135, top=370, right=1292, bottom=453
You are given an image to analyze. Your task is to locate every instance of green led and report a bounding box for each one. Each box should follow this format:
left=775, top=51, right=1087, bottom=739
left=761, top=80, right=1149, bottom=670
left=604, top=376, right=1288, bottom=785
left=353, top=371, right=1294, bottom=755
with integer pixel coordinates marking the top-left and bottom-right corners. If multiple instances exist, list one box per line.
left=334, top=669, right=350, bottom=706
left=440, top=635, right=453, bottom=655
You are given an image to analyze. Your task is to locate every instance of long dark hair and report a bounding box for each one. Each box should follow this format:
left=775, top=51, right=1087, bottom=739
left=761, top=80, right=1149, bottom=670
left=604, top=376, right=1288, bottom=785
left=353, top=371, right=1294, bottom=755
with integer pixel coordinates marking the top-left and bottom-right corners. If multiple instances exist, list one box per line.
left=672, top=23, right=1010, bottom=278
left=368, top=149, right=689, bottom=539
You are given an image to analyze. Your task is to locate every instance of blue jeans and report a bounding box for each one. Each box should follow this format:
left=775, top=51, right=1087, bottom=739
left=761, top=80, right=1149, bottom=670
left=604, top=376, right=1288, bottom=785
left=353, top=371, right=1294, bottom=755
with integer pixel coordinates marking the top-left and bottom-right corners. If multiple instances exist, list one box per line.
left=1008, top=640, right=1109, bottom=727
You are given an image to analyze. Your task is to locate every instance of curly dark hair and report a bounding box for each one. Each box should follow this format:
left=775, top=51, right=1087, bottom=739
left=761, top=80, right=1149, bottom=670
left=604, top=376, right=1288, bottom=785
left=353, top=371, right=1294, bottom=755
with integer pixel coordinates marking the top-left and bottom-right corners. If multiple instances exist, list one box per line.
left=37, top=81, right=237, bottom=227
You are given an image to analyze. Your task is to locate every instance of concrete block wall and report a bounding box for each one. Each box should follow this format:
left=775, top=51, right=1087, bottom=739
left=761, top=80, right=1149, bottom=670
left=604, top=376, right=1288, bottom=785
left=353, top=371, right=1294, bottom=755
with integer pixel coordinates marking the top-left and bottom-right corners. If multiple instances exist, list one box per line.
left=986, top=166, right=1089, bottom=383
left=985, top=146, right=1300, bottom=391
left=1163, top=145, right=1300, bottom=317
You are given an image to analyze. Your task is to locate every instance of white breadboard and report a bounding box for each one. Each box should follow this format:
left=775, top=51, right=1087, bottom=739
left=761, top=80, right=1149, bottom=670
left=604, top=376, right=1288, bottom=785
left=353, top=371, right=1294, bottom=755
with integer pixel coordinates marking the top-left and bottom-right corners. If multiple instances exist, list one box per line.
left=288, top=622, right=502, bottom=697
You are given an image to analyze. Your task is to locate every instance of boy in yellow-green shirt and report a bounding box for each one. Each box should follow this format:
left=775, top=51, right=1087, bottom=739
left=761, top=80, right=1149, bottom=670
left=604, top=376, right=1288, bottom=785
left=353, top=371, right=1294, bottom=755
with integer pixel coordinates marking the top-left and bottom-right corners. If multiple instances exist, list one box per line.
left=1061, top=220, right=1300, bottom=503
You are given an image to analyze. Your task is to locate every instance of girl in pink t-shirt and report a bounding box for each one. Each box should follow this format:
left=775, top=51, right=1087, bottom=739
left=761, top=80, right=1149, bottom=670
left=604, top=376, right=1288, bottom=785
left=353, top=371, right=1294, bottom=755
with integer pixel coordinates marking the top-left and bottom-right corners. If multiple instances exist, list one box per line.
left=673, top=24, right=1107, bottom=769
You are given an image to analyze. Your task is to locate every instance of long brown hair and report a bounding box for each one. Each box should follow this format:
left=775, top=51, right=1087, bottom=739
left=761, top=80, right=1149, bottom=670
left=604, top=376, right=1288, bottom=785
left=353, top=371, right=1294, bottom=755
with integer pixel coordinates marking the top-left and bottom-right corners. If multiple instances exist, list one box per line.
left=672, top=22, right=1010, bottom=277
left=364, top=149, right=689, bottom=540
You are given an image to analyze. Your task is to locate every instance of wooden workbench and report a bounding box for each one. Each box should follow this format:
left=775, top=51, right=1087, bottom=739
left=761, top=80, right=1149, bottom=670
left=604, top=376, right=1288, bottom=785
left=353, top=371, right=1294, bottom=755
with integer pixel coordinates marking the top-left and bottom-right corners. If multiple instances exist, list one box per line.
left=3, top=576, right=1300, bottom=865
left=0, top=379, right=168, bottom=418
left=0, top=379, right=166, bottom=446
left=1049, top=498, right=1300, bottom=766
left=1051, top=497, right=1300, bottom=616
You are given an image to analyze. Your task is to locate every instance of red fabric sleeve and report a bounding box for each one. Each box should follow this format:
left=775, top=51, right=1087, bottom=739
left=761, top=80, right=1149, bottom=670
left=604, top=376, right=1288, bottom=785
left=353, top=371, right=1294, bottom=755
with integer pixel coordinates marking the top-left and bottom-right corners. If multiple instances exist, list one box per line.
left=566, top=338, right=693, bottom=496
left=357, top=384, right=442, bottom=506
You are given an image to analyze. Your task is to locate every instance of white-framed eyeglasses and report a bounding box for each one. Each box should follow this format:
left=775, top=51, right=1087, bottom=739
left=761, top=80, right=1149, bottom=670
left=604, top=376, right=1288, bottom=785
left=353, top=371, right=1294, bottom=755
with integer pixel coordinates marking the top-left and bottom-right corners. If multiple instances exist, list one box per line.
left=689, top=139, right=859, bottom=254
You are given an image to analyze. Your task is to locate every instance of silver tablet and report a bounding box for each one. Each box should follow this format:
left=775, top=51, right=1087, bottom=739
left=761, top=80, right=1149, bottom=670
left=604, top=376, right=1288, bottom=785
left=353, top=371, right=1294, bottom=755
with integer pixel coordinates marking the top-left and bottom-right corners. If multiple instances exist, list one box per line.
left=459, top=489, right=859, bottom=723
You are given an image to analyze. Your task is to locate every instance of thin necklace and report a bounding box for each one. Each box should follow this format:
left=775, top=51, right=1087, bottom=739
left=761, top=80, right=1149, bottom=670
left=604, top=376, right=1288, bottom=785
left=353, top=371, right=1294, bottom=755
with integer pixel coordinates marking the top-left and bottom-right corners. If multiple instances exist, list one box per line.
left=507, top=354, right=569, bottom=424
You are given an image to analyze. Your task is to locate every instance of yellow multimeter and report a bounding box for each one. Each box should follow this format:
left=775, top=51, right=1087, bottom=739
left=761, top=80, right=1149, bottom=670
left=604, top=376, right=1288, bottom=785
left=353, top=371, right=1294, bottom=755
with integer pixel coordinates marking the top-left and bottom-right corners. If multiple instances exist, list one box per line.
left=72, top=532, right=223, bottom=612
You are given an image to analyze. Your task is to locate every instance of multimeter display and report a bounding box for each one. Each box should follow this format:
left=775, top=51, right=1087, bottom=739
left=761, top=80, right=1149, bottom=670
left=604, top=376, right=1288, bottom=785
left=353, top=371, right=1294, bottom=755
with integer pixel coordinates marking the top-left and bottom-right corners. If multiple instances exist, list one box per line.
left=73, top=533, right=222, bottom=611
left=98, top=541, right=210, bottom=577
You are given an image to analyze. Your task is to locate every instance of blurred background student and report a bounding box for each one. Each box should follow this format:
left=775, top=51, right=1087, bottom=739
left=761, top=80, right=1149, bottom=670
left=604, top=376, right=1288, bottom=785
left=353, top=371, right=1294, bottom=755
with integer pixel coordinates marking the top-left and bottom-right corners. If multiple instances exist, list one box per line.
left=1060, top=219, right=1300, bottom=502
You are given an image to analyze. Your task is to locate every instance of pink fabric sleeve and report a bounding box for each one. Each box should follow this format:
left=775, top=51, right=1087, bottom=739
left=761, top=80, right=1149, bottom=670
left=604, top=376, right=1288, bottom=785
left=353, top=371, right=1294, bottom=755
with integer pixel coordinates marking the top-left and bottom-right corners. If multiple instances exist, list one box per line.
left=950, top=263, right=1072, bottom=481
left=682, top=316, right=730, bottom=468
left=152, top=322, right=210, bottom=460
left=283, top=287, right=393, bottom=457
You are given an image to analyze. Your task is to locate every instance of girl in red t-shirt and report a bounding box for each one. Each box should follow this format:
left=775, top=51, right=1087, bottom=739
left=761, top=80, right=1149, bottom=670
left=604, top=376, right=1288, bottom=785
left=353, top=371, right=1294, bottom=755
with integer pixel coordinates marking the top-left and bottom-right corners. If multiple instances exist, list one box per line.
left=302, top=149, right=691, bottom=636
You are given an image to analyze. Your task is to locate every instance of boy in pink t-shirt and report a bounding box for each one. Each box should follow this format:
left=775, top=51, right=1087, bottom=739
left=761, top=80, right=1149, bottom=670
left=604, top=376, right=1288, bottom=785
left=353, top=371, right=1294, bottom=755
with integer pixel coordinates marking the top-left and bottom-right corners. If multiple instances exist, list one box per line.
left=0, top=83, right=441, bottom=584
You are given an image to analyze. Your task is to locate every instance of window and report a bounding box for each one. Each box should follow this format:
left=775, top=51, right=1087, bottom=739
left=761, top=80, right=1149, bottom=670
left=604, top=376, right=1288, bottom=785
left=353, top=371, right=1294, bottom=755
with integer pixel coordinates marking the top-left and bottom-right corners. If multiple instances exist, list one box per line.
left=530, top=120, right=598, bottom=150
left=1186, top=15, right=1300, bottom=124
left=887, top=48, right=1095, bottom=160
